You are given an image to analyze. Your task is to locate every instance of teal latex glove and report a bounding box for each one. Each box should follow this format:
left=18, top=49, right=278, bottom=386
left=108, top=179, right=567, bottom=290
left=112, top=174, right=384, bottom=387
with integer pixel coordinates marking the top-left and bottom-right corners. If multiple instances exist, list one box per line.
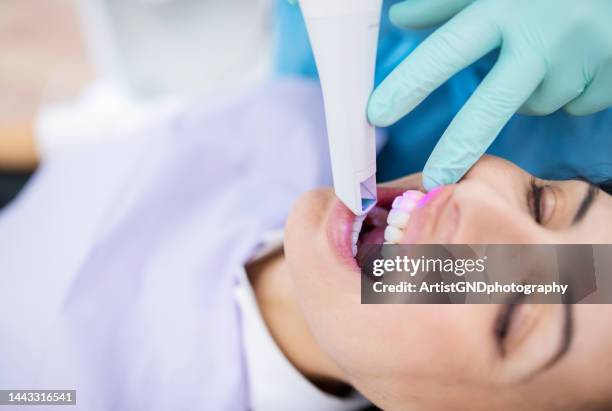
left=368, top=0, right=612, bottom=191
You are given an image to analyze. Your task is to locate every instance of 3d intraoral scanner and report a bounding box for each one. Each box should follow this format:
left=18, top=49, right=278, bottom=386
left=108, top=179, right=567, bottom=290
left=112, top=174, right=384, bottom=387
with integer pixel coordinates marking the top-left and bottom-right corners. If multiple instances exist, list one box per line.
left=300, top=0, right=383, bottom=216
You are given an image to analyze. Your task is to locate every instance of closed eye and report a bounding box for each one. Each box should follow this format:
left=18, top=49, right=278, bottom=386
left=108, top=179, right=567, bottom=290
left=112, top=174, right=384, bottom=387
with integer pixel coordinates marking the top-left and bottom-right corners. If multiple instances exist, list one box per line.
left=528, top=178, right=544, bottom=224
left=494, top=292, right=526, bottom=357
left=495, top=293, right=574, bottom=381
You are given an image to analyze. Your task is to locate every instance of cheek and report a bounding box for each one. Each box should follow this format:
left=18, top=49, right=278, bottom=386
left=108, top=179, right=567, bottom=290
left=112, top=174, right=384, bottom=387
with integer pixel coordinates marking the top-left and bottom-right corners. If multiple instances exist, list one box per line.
left=346, top=307, right=498, bottom=406
left=314, top=305, right=431, bottom=391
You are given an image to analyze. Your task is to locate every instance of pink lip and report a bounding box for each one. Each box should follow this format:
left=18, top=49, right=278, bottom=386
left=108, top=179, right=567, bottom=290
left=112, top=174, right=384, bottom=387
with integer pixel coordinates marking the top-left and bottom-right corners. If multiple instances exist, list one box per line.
left=326, top=187, right=407, bottom=271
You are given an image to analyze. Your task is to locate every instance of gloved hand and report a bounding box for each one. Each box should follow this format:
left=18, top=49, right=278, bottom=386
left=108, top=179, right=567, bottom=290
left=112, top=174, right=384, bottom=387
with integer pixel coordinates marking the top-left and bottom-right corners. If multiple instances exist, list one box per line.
left=368, top=0, right=612, bottom=191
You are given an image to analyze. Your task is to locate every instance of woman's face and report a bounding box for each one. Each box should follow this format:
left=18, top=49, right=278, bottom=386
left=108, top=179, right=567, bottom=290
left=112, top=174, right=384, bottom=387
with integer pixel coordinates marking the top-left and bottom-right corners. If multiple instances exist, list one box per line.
left=284, top=156, right=612, bottom=410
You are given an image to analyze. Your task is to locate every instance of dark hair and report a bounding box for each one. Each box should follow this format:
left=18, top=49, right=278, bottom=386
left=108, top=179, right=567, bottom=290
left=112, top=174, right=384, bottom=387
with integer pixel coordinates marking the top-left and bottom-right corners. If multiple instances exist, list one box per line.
left=577, top=176, right=612, bottom=196
left=599, top=181, right=612, bottom=196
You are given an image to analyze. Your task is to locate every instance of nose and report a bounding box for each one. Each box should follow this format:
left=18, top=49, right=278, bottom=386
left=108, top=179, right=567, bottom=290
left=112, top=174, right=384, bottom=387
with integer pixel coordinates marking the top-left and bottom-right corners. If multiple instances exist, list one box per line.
left=459, top=155, right=529, bottom=205
left=462, top=155, right=523, bottom=183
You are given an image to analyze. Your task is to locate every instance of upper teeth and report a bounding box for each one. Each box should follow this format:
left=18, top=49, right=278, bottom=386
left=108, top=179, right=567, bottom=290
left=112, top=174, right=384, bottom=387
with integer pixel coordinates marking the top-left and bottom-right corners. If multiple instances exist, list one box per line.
left=384, top=190, right=425, bottom=244
left=351, top=190, right=426, bottom=257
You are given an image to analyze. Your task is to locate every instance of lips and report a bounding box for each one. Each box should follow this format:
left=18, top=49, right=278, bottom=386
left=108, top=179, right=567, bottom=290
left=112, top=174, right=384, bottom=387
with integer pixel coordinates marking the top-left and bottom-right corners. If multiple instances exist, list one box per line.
left=326, top=185, right=459, bottom=270
left=326, top=186, right=408, bottom=271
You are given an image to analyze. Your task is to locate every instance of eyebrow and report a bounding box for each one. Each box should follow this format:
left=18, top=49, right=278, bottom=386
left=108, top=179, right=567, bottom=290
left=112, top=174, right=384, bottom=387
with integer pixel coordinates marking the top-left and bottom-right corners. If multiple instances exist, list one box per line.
left=542, top=303, right=574, bottom=370
left=572, top=185, right=599, bottom=225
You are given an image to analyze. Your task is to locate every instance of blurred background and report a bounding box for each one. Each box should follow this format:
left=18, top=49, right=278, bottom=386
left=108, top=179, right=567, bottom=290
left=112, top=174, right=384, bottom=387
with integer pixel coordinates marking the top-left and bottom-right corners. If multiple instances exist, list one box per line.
left=0, top=0, right=285, bottom=208
left=0, top=0, right=91, bottom=123
left=0, top=0, right=91, bottom=205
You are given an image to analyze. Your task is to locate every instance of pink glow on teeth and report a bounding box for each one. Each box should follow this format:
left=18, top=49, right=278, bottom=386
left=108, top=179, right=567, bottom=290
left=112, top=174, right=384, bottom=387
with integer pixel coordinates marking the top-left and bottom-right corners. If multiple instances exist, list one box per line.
left=392, top=196, right=405, bottom=209
left=403, top=191, right=423, bottom=201
left=418, top=187, right=444, bottom=208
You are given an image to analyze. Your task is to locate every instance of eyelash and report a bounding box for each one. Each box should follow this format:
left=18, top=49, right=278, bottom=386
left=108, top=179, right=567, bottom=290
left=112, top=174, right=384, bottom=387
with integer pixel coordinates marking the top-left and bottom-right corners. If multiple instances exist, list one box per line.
left=530, top=178, right=544, bottom=224
left=494, top=293, right=527, bottom=356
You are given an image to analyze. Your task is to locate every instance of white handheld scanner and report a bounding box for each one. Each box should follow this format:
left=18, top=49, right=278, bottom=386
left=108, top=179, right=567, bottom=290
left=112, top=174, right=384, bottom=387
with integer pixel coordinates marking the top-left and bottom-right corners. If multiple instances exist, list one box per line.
left=300, top=0, right=382, bottom=216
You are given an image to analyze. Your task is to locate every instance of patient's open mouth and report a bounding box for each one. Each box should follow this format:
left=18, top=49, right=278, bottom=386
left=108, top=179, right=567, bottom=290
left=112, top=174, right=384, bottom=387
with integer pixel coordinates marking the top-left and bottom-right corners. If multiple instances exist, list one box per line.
left=352, top=205, right=388, bottom=255
left=326, top=187, right=427, bottom=271
left=352, top=189, right=426, bottom=259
